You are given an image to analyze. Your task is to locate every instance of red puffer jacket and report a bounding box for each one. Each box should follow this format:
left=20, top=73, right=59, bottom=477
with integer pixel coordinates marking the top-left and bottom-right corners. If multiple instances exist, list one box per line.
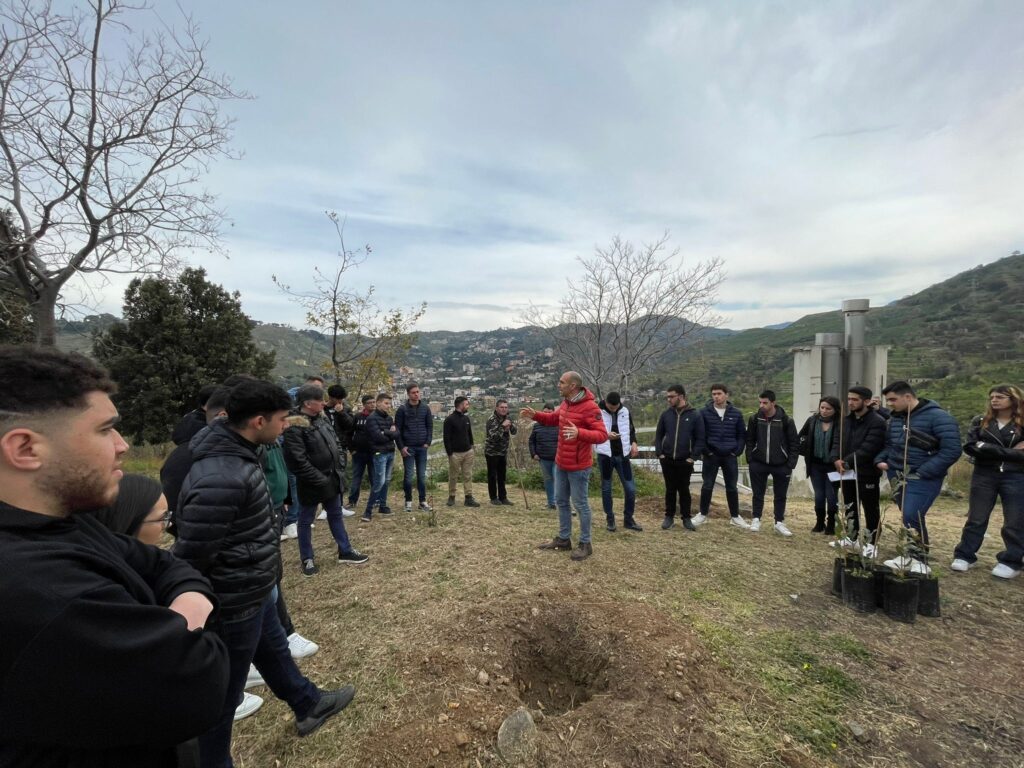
left=531, top=389, right=608, bottom=471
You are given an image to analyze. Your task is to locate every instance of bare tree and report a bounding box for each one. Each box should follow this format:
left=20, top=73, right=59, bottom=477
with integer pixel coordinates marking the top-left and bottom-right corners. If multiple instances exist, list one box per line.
left=522, top=233, right=724, bottom=397
left=274, top=211, right=426, bottom=392
left=0, top=0, right=244, bottom=345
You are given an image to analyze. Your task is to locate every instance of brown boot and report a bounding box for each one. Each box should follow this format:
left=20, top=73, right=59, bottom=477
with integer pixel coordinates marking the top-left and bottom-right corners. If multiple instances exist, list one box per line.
left=538, top=536, right=572, bottom=551
left=570, top=542, right=593, bottom=561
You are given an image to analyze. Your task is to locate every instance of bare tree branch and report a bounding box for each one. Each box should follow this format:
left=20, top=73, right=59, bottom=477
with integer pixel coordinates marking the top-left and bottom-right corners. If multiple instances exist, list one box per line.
left=522, top=233, right=724, bottom=398
left=0, top=0, right=246, bottom=344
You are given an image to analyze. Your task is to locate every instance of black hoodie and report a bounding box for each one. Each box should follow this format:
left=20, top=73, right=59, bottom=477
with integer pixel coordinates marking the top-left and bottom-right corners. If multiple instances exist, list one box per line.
left=0, top=503, right=228, bottom=767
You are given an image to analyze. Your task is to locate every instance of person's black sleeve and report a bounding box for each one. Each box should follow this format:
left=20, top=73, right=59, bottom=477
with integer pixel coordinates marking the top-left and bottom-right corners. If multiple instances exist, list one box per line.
left=282, top=426, right=329, bottom=489
left=172, top=471, right=247, bottom=576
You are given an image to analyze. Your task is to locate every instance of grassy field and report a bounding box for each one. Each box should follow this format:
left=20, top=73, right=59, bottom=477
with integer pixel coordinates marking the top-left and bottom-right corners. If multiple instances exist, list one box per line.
left=174, top=467, right=1022, bottom=768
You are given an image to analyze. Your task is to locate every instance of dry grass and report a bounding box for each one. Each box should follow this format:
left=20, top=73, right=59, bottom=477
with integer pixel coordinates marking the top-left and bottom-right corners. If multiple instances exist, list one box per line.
left=223, top=484, right=1024, bottom=768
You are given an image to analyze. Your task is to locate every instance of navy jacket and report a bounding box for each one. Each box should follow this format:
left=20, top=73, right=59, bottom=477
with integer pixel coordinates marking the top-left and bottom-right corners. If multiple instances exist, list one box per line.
left=365, top=409, right=402, bottom=453
left=745, top=406, right=799, bottom=469
left=874, top=399, right=962, bottom=479
left=396, top=401, right=433, bottom=448
left=700, top=401, right=746, bottom=457
left=654, top=405, right=706, bottom=461
left=529, top=423, right=559, bottom=461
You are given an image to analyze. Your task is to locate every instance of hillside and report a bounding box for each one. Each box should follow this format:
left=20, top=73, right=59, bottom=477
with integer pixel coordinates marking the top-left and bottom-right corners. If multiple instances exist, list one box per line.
left=656, top=253, right=1024, bottom=424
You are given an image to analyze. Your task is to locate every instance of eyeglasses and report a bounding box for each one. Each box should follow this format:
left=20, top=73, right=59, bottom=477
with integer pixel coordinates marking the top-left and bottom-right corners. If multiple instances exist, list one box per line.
left=143, top=510, right=173, bottom=527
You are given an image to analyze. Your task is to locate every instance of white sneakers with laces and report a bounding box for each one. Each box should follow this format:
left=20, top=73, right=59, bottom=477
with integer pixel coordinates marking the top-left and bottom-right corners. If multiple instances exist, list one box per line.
left=245, top=664, right=265, bottom=690
left=288, top=632, right=320, bottom=659
left=773, top=521, right=793, bottom=537
left=749, top=518, right=761, bottom=532
left=691, top=513, right=708, bottom=527
left=883, top=556, right=931, bottom=576
left=234, top=692, right=263, bottom=721
left=950, top=558, right=973, bottom=572
left=729, top=516, right=751, bottom=530
left=992, top=563, right=1021, bottom=579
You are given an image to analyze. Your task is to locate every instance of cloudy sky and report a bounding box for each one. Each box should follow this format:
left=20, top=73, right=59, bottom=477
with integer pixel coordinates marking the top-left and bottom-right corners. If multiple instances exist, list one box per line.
left=69, top=0, right=1024, bottom=332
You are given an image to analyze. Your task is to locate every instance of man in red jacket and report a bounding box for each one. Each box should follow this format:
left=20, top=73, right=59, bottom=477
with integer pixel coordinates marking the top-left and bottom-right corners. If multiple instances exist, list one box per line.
left=521, top=371, right=608, bottom=561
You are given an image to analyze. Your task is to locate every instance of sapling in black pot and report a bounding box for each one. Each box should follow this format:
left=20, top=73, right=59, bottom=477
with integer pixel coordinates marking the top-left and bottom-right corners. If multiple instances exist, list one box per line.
left=882, top=525, right=919, bottom=623
left=909, top=522, right=941, bottom=618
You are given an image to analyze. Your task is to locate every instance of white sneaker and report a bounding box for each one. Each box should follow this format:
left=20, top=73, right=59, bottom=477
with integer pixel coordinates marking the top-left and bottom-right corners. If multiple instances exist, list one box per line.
left=419, top=501, right=432, bottom=512
left=280, top=523, right=298, bottom=541
left=342, top=506, right=355, bottom=517
left=774, top=521, right=793, bottom=537
left=404, top=501, right=413, bottom=512
left=234, top=692, right=264, bottom=721
left=729, top=516, right=751, bottom=530
left=691, top=513, right=708, bottom=527
left=861, top=543, right=877, bottom=559
left=992, top=563, right=1021, bottom=580
left=288, top=632, right=320, bottom=659
left=950, top=558, right=973, bottom=572
left=749, top=518, right=761, bottom=532
left=245, top=664, right=265, bottom=690
left=884, top=556, right=931, bottom=576
left=316, top=507, right=327, bottom=520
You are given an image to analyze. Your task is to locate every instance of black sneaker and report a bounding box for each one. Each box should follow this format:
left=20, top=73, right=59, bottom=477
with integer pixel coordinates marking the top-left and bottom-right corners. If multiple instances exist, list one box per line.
left=379, top=506, right=394, bottom=516
left=538, top=536, right=572, bottom=550
left=446, top=496, right=456, bottom=507
left=682, top=517, right=697, bottom=531
left=547, top=503, right=556, bottom=510
left=499, top=499, right=514, bottom=506
left=625, top=522, right=644, bottom=532
left=338, top=549, right=369, bottom=565
left=464, top=496, right=481, bottom=507
left=490, top=499, right=502, bottom=506
left=295, top=685, right=356, bottom=737
left=301, top=559, right=318, bottom=577
left=606, top=523, right=617, bottom=532
left=359, top=514, right=372, bottom=523
left=661, top=516, right=674, bottom=530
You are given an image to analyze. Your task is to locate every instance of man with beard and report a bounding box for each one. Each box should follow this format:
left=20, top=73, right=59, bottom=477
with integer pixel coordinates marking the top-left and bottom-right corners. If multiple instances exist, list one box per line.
left=0, top=346, right=229, bottom=767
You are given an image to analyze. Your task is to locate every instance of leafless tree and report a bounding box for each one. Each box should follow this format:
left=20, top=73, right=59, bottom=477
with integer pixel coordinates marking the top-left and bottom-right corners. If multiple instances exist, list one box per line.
left=274, top=211, right=426, bottom=392
left=0, top=0, right=245, bottom=345
left=522, top=233, right=724, bottom=397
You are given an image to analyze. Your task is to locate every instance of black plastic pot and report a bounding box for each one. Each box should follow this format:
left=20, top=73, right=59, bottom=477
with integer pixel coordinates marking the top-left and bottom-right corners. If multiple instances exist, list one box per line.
left=883, top=574, right=919, bottom=623
left=912, top=574, right=941, bottom=617
left=831, top=557, right=844, bottom=598
left=870, top=564, right=889, bottom=608
left=842, top=568, right=876, bottom=613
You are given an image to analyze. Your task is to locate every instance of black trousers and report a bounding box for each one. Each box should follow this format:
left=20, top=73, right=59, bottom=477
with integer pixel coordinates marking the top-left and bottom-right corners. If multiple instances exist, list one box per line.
left=749, top=461, right=792, bottom=522
left=485, top=454, right=508, bottom=501
left=837, top=475, right=881, bottom=544
left=660, top=457, right=694, bottom=518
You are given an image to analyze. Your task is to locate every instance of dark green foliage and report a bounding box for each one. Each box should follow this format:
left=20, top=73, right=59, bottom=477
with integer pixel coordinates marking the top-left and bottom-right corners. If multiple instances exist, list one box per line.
left=0, top=293, right=33, bottom=344
left=93, top=268, right=275, bottom=444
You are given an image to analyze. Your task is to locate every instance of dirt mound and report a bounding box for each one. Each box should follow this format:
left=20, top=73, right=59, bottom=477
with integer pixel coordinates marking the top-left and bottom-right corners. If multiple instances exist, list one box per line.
left=359, top=591, right=744, bottom=767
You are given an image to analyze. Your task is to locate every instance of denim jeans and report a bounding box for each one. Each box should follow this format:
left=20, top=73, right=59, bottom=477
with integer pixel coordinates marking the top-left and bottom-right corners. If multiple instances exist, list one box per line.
left=364, top=451, right=395, bottom=515
left=555, top=465, right=593, bottom=544
left=538, top=458, right=556, bottom=506
left=807, top=462, right=838, bottom=516
left=598, top=454, right=636, bottom=525
left=201, top=589, right=319, bottom=768
left=889, top=471, right=944, bottom=558
left=954, top=466, right=1024, bottom=568
left=749, top=461, right=791, bottom=522
left=347, top=451, right=375, bottom=507
left=297, top=494, right=353, bottom=561
left=660, top=457, right=694, bottom=519
left=402, top=446, right=429, bottom=503
left=699, top=454, right=740, bottom=517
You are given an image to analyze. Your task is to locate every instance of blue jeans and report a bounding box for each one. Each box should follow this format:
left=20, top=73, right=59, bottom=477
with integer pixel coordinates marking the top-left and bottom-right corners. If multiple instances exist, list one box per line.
left=808, top=462, right=838, bottom=516
left=700, top=454, right=740, bottom=517
left=555, top=465, right=593, bottom=544
left=538, top=458, right=555, bottom=506
left=347, top=451, right=375, bottom=506
left=954, top=467, right=1024, bottom=568
left=889, top=471, right=944, bottom=558
left=598, top=454, right=636, bottom=525
left=297, top=494, right=353, bottom=561
left=403, top=446, right=429, bottom=503
left=365, top=451, right=395, bottom=516
left=201, top=589, right=319, bottom=768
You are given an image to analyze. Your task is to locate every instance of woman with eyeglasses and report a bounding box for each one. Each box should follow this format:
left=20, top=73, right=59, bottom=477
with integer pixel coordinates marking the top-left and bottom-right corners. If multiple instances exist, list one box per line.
left=93, top=475, right=266, bottom=726
left=951, top=385, right=1024, bottom=579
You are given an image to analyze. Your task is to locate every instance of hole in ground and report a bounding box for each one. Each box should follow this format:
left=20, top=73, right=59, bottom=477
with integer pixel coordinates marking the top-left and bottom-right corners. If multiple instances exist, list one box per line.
left=509, top=605, right=611, bottom=715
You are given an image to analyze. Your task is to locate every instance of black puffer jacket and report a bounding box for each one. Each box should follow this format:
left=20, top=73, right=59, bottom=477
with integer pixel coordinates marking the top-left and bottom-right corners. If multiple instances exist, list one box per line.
left=964, top=415, right=1024, bottom=473
left=529, top=423, right=558, bottom=461
left=172, top=422, right=279, bottom=619
left=350, top=407, right=374, bottom=453
left=283, top=412, right=345, bottom=505
left=365, top=409, right=402, bottom=453
left=332, top=405, right=356, bottom=450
